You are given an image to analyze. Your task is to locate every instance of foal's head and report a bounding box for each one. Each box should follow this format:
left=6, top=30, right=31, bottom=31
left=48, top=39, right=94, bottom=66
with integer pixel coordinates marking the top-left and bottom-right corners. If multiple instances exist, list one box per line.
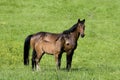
left=77, top=19, right=85, bottom=38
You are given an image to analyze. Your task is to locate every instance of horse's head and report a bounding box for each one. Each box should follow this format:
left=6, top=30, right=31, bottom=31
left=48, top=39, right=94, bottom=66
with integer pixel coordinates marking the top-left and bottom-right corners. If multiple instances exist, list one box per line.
left=77, top=19, right=85, bottom=38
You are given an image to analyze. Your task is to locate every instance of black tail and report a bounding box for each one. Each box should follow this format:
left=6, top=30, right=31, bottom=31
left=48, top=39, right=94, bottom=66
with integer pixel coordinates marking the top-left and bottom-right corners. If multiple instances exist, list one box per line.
left=24, top=35, right=33, bottom=65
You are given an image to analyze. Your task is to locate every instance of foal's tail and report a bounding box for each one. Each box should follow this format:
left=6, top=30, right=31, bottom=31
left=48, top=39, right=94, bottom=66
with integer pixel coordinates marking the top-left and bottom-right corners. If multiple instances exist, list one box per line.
left=24, top=35, right=33, bottom=65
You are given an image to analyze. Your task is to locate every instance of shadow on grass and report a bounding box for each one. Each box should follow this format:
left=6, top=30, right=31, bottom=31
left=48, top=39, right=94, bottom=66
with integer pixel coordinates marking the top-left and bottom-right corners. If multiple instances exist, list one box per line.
left=60, top=67, right=92, bottom=72
left=31, top=65, right=93, bottom=72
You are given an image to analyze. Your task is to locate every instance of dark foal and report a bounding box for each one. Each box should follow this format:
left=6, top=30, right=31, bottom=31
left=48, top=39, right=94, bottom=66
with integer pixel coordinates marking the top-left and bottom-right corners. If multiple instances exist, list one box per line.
left=23, top=19, right=85, bottom=71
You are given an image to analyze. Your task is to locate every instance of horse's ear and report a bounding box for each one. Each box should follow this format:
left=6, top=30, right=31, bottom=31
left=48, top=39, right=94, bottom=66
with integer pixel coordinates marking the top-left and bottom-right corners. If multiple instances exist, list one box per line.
left=78, top=19, right=80, bottom=22
left=83, top=19, right=85, bottom=22
left=81, top=19, right=85, bottom=24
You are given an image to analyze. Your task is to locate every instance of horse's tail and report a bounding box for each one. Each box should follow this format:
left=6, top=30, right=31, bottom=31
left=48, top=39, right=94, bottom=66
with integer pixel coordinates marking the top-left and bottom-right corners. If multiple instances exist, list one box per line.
left=24, top=35, right=33, bottom=65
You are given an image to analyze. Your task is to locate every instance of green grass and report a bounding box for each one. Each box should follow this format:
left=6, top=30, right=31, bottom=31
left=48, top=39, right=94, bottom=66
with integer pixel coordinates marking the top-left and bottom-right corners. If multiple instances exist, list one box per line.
left=0, top=0, right=120, bottom=80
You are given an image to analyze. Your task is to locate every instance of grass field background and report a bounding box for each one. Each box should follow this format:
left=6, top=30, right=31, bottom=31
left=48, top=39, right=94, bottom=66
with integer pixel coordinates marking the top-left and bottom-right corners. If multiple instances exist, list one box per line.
left=0, top=0, right=120, bottom=80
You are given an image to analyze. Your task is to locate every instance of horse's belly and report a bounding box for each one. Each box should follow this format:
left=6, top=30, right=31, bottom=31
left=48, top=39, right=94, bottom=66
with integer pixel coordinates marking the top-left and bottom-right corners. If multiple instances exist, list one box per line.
left=42, top=43, right=61, bottom=54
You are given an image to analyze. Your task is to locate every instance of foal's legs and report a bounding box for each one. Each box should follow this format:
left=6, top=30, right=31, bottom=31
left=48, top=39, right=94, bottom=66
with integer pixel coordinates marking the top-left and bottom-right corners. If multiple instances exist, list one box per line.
left=66, top=50, right=74, bottom=71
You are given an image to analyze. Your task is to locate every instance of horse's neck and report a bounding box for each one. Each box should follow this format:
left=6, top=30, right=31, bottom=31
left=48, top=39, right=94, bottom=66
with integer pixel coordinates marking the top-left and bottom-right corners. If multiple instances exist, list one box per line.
left=71, top=30, right=80, bottom=42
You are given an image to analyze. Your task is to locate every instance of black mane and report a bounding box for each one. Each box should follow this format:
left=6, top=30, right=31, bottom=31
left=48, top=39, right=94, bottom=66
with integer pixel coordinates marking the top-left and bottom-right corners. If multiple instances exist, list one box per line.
left=63, top=23, right=78, bottom=34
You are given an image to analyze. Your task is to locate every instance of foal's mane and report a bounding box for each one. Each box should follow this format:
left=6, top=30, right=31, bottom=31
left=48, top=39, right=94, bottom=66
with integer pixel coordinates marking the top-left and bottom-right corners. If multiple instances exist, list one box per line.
left=62, top=23, right=77, bottom=34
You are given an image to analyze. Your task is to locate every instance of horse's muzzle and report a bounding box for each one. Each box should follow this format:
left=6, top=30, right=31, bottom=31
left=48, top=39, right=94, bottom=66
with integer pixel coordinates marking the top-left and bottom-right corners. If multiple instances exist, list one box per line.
left=81, top=34, right=85, bottom=38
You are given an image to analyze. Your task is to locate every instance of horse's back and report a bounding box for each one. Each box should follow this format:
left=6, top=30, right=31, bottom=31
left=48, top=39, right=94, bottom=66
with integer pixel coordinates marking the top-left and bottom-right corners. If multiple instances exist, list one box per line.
left=30, top=32, right=63, bottom=53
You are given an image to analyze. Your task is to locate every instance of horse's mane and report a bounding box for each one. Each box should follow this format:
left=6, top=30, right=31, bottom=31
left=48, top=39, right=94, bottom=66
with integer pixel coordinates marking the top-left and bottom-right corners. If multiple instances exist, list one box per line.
left=62, top=23, right=77, bottom=34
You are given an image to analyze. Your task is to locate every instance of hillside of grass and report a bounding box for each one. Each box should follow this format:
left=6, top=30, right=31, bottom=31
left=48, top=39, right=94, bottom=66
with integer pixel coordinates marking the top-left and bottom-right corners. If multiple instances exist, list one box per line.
left=0, top=0, right=120, bottom=80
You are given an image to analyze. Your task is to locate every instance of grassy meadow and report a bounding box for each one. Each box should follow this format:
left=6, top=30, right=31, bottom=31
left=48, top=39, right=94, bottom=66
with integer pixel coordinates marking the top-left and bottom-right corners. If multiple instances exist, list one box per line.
left=0, top=0, right=120, bottom=80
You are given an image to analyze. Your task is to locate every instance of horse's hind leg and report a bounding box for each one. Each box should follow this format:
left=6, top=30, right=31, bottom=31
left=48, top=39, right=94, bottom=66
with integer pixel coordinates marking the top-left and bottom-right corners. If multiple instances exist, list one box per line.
left=35, top=50, right=44, bottom=71
left=32, top=49, right=36, bottom=71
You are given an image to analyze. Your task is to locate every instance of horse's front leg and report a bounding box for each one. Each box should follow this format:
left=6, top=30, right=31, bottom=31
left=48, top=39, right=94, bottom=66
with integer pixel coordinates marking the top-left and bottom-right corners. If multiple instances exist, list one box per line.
left=66, top=50, right=74, bottom=71
left=54, top=52, right=62, bottom=70
left=58, top=52, right=63, bottom=69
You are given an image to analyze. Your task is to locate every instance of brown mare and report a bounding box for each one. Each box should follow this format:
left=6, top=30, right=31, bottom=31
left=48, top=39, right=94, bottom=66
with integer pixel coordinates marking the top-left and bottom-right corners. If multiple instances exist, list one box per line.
left=24, top=19, right=85, bottom=71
